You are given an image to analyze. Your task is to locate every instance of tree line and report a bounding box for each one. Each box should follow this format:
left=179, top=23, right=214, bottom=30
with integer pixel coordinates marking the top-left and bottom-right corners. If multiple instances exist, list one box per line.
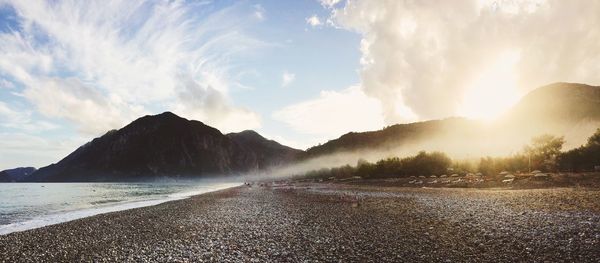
left=295, top=129, right=600, bottom=180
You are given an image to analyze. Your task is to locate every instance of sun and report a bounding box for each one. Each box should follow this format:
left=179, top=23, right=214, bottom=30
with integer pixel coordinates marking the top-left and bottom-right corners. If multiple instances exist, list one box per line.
left=458, top=50, right=522, bottom=121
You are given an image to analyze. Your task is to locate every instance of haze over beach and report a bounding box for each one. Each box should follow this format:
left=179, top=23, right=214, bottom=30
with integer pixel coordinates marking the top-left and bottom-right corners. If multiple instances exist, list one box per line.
left=1, top=0, right=600, bottom=262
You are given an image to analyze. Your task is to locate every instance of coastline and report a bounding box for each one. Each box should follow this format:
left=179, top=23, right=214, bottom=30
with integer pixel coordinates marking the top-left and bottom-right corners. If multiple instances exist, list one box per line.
left=0, top=182, right=241, bottom=236
left=1, top=182, right=600, bottom=262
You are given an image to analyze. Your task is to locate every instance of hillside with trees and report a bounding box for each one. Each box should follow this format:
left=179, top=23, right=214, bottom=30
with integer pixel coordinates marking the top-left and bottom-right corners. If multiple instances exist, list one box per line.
left=295, top=129, right=599, bottom=181
left=559, top=129, right=600, bottom=171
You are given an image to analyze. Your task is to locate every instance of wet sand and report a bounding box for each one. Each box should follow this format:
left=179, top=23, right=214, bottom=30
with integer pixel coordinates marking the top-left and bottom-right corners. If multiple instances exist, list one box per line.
left=1, top=183, right=600, bottom=262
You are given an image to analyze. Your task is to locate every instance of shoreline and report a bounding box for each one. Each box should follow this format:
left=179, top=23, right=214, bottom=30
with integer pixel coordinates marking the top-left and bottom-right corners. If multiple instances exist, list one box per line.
left=0, top=182, right=241, bottom=236
left=1, top=182, right=600, bottom=261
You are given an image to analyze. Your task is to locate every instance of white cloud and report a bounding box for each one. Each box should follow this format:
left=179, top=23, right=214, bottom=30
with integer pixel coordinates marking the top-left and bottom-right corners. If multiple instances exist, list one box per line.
left=281, top=71, right=296, bottom=87
left=23, top=77, right=139, bottom=134
left=0, top=102, right=23, bottom=124
left=273, top=86, right=384, bottom=139
left=320, top=0, right=341, bottom=8
left=0, top=132, right=87, bottom=168
left=254, top=4, right=266, bottom=21
left=306, top=15, right=322, bottom=27
left=0, top=0, right=264, bottom=135
left=0, top=78, right=15, bottom=89
left=0, top=102, right=59, bottom=132
left=327, top=0, right=600, bottom=123
left=171, top=72, right=261, bottom=132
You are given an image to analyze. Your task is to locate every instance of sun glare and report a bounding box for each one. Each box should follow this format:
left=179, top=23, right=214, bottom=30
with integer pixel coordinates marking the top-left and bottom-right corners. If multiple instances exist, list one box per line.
left=458, top=50, right=522, bottom=121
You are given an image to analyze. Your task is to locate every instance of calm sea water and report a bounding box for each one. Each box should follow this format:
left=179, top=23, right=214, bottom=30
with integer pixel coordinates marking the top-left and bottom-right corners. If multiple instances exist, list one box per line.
left=0, top=181, right=240, bottom=235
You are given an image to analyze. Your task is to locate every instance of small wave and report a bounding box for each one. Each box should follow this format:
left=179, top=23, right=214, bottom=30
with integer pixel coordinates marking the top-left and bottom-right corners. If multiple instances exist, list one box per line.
left=89, top=199, right=125, bottom=205
left=0, top=182, right=240, bottom=235
left=168, top=183, right=240, bottom=198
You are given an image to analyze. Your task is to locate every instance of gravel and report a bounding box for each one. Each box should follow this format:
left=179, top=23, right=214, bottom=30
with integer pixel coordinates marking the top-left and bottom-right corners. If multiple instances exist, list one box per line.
left=1, top=183, right=600, bottom=262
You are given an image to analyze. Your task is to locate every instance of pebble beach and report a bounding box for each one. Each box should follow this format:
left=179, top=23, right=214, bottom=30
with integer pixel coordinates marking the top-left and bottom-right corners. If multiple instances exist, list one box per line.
left=1, top=183, right=600, bottom=262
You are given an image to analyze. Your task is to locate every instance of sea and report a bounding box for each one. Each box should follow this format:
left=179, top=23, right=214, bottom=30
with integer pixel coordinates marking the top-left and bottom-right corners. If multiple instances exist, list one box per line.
left=0, top=181, right=240, bottom=235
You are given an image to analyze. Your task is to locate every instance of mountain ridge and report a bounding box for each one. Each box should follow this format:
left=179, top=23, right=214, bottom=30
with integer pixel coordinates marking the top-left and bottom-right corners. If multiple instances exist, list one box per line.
left=302, top=82, right=600, bottom=160
left=14, top=82, right=600, bottom=181
left=27, top=112, right=301, bottom=182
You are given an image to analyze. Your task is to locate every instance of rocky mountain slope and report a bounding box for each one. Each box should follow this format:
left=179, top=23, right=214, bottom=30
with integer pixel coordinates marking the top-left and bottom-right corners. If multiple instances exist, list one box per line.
left=27, top=112, right=301, bottom=182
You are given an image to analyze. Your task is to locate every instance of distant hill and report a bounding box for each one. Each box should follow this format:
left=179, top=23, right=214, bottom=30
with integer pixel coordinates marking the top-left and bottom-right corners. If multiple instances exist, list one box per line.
left=303, top=82, right=600, bottom=160
left=27, top=112, right=301, bottom=182
left=226, top=130, right=300, bottom=168
left=0, top=167, right=37, bottom=182
left=495, top=82, right=600, bottom=150
left=302, top=118, right=477, bottom=158
left=500, top=82, right=600, bottom=128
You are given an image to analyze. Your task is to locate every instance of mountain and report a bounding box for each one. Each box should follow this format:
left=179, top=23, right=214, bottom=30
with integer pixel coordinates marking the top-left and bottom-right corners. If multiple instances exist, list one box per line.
left=0, top=167, right=37, bottom=182
left=494, top=82, right=600, bottom=150
left=500, top=82, right=600, bottom=128
left=226, top=130, right=300, bottom=168
left=18, top=83, right=600, bottom=181
left=302, top=118, right=477, bottom=158
left=303, top=82, right=600, bottom=160
left=27, top=112, right=301, bottom=182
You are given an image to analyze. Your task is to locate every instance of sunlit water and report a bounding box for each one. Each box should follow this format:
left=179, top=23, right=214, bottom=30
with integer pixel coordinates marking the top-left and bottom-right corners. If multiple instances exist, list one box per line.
left=0, top=181, right=240, bottom=235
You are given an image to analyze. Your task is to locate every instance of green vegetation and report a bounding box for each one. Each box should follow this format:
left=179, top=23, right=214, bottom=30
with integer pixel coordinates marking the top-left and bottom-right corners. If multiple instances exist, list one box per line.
left=295, top=129, right=600, bottom=181
left=559, top=128, right=600, bottom=172
left=524, top=134, right=565, bottom=171
left=298, top=151, right=451, bottom=180
left=355, top=151, right=451, bottom=178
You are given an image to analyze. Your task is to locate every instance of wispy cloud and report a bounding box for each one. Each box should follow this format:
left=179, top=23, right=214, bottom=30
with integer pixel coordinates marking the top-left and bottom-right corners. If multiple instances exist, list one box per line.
left=273, top=86, right=384, bottom=139
left=0, top=102, right=59, bottom=132
left=0, top=132, right=87, bottom=168
left=281, top=71, right=296, bottom=87
left=254, top=4, right=266, bottom=21
left=0, top=0, right=264, bottom=135
left=0, top=78, right=15, bottom=89
left=320, top=0, right=342, bottom=8
left=306, top=15, right=322, bottom=27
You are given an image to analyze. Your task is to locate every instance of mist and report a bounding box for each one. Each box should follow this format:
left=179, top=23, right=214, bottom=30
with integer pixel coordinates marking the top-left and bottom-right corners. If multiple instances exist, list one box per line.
left=258, top=117, right=600, bottom=179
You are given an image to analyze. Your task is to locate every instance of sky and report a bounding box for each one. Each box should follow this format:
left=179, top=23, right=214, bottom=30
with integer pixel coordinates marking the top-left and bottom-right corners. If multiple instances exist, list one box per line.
left=1, top=0, right=600, bottom=169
